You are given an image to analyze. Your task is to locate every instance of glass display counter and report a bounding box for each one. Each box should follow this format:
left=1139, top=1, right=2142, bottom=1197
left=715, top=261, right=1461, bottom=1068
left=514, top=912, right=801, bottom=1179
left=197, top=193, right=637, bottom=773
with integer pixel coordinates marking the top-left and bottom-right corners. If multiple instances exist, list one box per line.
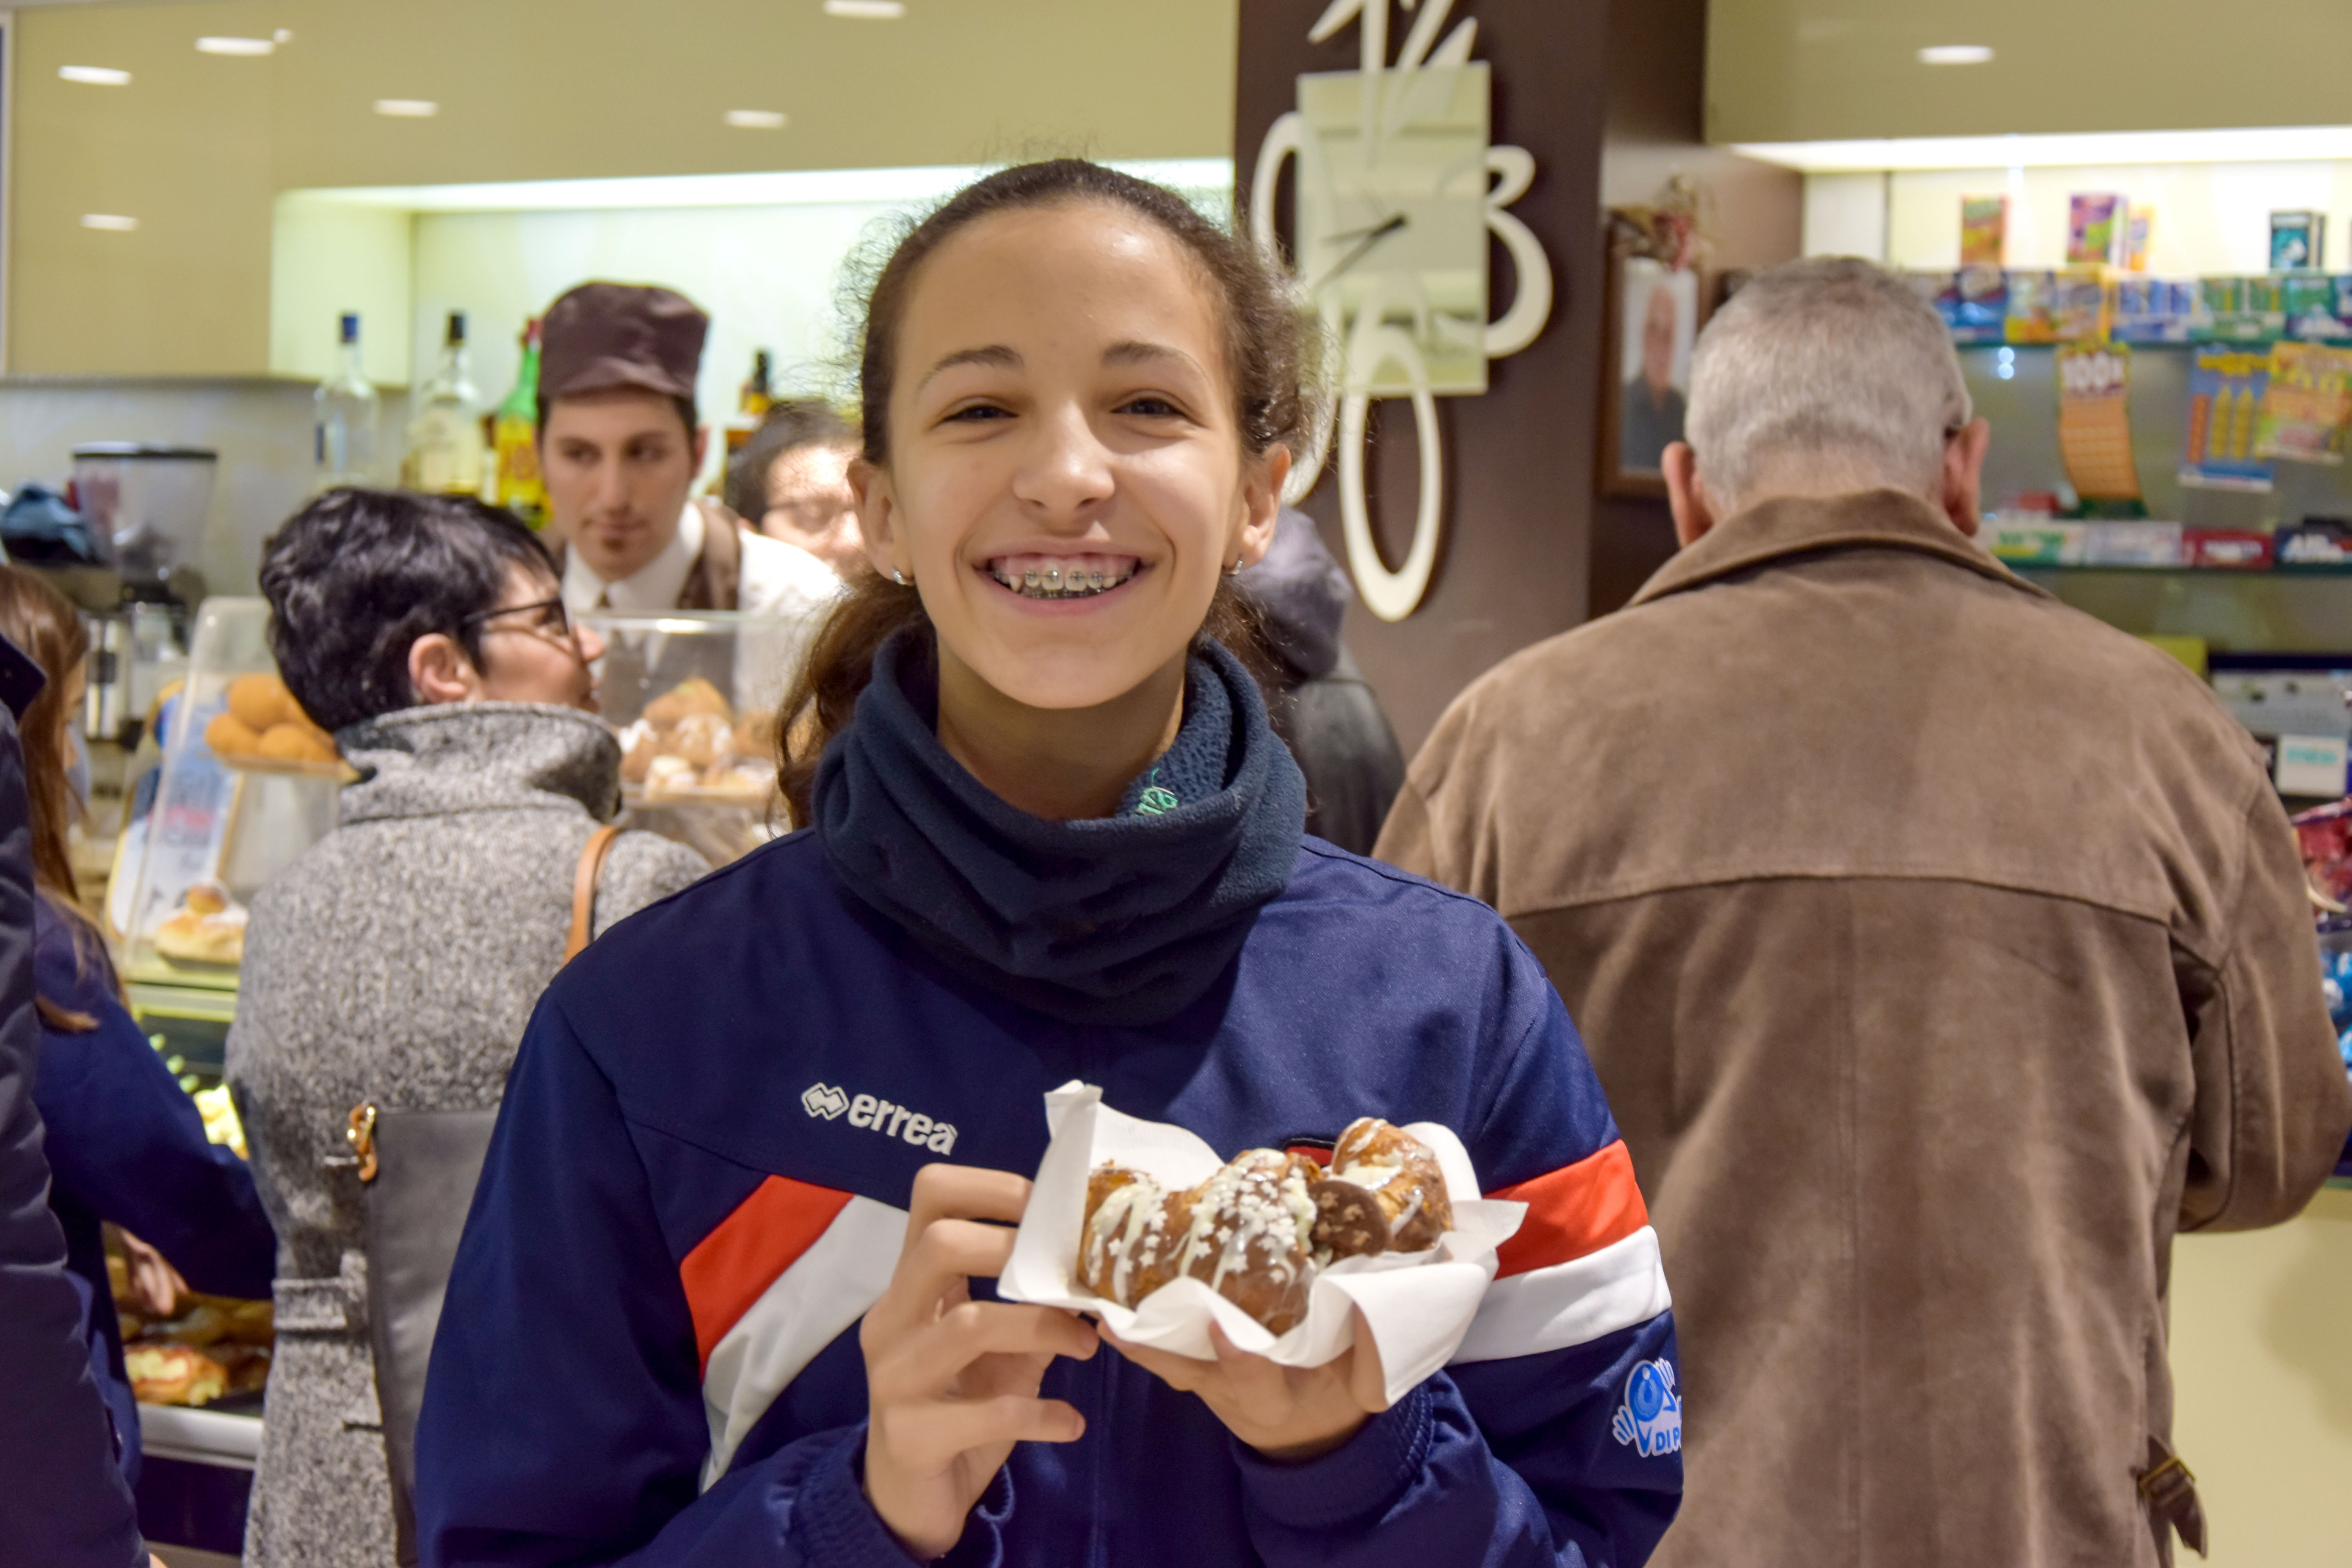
left=579, top=607, right=817, bottom=865
left=109, top=597, right=342, bottom=990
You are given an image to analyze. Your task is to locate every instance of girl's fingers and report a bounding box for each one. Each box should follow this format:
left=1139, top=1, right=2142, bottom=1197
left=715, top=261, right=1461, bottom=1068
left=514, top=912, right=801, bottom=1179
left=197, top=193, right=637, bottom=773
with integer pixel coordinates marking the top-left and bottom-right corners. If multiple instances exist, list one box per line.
left=867, top=1218, right=1022, bottom=1340
left=905, top=1163, right=1032, bottom=1234
left=871, top=1300, right=1097, bottom=1402
left=875, top=1392, right=1087, bottom=1474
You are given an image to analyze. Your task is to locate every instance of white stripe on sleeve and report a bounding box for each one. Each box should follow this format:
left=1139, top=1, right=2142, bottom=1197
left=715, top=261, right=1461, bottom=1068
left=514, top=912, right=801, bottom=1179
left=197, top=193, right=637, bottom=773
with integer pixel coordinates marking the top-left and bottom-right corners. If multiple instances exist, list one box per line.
left=699, top=1196, right=906, bottom=1489
left=1450, top=1225, right=1672, bottom=1365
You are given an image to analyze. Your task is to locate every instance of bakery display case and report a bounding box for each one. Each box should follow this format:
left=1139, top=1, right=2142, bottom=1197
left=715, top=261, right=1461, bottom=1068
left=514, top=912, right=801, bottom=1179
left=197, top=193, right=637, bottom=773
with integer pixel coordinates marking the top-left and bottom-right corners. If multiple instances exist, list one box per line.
left=109, top=597, right=343, bottom=991
left=579, top=608, right=816, bottom=865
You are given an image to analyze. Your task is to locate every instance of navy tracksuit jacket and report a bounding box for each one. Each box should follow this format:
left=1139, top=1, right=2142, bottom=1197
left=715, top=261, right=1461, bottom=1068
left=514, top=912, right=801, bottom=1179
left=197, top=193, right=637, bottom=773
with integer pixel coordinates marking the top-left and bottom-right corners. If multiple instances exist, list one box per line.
left=417, top=833, right=1683, bottom=1566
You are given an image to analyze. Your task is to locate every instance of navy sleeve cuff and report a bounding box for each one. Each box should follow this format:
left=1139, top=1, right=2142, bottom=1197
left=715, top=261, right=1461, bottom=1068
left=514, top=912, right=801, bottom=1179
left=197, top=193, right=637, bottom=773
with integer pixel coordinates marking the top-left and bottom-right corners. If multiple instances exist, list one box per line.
left=1230, top=1380, right=1436, bottom=1532
left=792, top=1425, right=1015, bottom=1568
left=791, top=1426, right=928, bottom=1566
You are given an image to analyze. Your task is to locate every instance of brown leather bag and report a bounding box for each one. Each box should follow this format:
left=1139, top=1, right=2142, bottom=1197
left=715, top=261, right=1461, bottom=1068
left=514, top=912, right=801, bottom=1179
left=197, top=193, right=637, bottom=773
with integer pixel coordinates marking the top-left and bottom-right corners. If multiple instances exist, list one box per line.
left=565, top=823, right=622, bottom=962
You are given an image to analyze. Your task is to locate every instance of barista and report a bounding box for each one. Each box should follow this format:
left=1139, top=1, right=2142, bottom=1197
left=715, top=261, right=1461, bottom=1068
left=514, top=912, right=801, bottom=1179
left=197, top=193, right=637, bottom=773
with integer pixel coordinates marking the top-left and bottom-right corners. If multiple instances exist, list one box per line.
left=537, top=282, right=837, bottom=618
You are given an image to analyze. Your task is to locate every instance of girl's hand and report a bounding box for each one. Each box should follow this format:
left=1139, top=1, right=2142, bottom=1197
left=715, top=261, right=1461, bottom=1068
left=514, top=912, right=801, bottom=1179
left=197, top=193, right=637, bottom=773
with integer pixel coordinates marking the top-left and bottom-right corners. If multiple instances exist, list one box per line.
left=1105, top=1308, right=1389, bottom=1461
left=859, top=1164, right=1099, bottom=1559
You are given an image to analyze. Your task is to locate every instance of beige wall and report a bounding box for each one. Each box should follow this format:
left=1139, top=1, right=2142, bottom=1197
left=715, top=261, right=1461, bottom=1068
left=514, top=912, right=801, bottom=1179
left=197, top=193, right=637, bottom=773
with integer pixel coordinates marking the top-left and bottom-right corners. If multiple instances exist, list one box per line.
left=1707, top=0, right=2352, bottom=145
left=10, top=0, right=1240, bottom=374
left=2173, top=1188, right=2352, bottom=1565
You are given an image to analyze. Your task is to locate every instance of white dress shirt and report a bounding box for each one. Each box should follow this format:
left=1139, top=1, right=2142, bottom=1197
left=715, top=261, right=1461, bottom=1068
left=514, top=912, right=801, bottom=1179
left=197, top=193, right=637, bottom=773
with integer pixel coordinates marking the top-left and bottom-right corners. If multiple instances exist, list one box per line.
left=563, top=501, right=839, bottom=616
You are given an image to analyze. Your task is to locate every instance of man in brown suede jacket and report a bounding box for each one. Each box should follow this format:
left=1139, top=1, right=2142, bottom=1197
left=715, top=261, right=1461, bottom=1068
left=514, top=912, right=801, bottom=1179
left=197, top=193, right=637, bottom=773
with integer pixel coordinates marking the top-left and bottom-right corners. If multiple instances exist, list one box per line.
left=1379, top=258, right=2352, bottom=1567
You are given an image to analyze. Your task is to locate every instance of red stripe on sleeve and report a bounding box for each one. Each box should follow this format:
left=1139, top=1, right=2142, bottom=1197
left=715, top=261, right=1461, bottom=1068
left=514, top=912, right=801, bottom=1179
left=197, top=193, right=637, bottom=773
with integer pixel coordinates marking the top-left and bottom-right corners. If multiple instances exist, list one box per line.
left=1486, top=1140, right=1649, bottom=1279
left=680, top=1175, right=855, bottom=1370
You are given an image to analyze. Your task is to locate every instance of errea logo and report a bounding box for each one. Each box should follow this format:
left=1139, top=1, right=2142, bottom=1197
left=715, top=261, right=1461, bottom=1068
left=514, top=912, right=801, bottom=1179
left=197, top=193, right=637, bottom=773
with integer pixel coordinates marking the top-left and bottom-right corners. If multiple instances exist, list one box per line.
left=802, top=1082, right=958, bottom=1156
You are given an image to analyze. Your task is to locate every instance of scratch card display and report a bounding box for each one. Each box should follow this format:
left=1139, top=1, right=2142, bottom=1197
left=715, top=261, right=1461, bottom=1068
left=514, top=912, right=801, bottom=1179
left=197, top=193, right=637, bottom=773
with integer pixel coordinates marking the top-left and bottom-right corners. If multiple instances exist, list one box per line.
left=2256, top=341, right=2352, bottom=465
left=2057, top=343, right=2142, bottom=501
left=2182, top=348, right=2274, bottom=491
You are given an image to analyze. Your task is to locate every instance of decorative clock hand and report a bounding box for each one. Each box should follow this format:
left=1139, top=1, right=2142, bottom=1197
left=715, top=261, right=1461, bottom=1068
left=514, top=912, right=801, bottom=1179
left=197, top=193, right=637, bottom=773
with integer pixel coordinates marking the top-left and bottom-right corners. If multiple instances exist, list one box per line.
left=1309, top=212, right=1409, bottom=294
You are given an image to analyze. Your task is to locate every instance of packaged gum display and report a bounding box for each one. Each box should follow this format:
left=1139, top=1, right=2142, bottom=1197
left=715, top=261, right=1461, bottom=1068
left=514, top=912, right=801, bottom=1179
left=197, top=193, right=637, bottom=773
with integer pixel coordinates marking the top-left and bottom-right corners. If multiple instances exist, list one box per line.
left=2067, top=194, right=2127, bottom=266
left=2284, top=276, right=2352, bottom=340
left=2114, top=279, right=2198, bottom=343
left=2272, top=211, right=2326, bottom=271
left=2005, top=270, right=2061, bottom=343
left=1985, top=519, right=2086, bottom=566
left=1000, top=1082, right=1526, bottom=1405
left=1926, top=267, right=2009, bottom=343
left=2080, top=523, right=2184, bottom=567
left=2184, top=528, right=2275, bottom=569
left=1960, top=196, right=2007, bottom=267
left=2279, top=519, right=2352, bottom=568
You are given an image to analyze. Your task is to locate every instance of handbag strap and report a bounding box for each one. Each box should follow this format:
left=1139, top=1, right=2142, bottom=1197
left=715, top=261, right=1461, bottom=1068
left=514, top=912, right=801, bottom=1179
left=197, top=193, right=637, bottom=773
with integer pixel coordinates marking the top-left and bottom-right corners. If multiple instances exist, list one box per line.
left=565, top=825, right=623, bottom=962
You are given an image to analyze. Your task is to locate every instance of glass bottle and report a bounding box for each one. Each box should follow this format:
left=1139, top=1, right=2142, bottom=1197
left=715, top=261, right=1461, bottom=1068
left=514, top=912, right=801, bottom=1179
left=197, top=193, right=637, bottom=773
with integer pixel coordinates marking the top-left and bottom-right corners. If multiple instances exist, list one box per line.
left=401, top=310, right=486, bottom=495
left=313, top=312, right=379, bottom=489
left=492, top=318, right=547, bottom=528
left=724, top=348, right=775, bottom=466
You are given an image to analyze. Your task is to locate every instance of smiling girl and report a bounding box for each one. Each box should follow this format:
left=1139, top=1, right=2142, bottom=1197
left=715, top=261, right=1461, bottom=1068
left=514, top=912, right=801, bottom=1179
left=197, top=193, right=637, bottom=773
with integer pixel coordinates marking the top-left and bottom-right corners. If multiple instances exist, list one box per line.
left=415, top=161, right=1680, bottom=1568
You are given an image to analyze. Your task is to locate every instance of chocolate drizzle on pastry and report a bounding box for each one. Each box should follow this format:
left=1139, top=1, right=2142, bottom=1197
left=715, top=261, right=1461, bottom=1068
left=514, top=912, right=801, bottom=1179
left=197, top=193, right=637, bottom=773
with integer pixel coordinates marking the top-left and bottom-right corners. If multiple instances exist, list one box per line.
left=1077, top=1120, right=1453, bottom=1334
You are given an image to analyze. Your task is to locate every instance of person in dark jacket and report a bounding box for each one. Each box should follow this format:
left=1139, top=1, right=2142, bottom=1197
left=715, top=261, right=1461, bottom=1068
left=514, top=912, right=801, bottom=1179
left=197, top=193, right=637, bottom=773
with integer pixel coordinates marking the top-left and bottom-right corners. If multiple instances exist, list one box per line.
left=1238, top=507, right=1405, bottom=855
left=0, top=624, right=151, bottom=1567
left=416, top=159, right=1680, bottom=1568
left=0, top=568, right=278, bottom=1488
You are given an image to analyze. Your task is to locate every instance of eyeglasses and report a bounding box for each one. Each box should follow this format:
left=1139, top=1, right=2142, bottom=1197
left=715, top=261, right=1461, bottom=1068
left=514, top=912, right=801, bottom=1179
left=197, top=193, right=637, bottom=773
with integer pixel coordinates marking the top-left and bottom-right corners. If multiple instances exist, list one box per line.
left=458, top=595, right=575, bottom=646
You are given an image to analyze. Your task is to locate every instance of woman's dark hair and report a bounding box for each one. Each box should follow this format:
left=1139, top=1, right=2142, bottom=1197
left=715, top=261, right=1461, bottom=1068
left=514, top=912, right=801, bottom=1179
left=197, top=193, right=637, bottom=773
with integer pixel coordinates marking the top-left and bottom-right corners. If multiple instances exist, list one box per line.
left=778, top=159, right=1314, bottom=824
left=260, top=488, right=557, bottom=733
left=0, top=567, right=105, bottom=1030
left=723, top=399, right=857, bottom=520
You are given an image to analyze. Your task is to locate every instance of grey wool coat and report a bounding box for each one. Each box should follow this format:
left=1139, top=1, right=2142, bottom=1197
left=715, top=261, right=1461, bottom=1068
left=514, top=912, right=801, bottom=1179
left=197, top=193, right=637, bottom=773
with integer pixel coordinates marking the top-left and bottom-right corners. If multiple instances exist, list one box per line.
left=225, top=703, right=710, bottom=1568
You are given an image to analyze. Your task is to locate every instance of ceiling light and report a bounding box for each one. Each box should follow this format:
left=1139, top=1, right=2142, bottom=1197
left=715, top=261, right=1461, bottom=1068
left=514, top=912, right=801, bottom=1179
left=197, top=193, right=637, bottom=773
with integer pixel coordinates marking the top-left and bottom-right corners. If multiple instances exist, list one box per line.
left=196, top=36, right=274, bottom=56
left=273, top=29, right=293, bottom=43
left=374, top=100, right=439, bottom=118
left=1917, top=44, right=1994, bottom=65
left=724, top=109, right=788, bottom=129
left=58, top=65, right=131, bottom=86
left=1734, top=125, right=2352, bottom=172
left=824, top=0, right=906, bottom=17
left=81, top=214, right=138, bottom=232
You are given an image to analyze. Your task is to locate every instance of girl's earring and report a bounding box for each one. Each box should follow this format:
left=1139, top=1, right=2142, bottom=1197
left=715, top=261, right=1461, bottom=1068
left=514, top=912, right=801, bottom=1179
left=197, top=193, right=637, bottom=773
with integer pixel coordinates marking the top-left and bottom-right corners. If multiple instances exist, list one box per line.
left=1228, top=555, right=1244, bottom=575
left=892, top=568, right=909, bottom=586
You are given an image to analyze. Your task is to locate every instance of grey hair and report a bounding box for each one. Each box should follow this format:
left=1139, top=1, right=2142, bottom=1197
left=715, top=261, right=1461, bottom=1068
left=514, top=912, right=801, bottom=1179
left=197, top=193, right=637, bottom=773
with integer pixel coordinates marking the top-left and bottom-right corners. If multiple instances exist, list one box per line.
left=1685, top=257, right=1972, bottom=515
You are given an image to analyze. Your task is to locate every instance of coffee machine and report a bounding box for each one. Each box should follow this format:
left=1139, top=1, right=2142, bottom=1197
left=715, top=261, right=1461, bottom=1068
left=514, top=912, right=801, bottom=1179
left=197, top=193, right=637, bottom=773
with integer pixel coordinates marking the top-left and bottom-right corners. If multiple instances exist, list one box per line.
left=67, top=443, right=216, bottom=747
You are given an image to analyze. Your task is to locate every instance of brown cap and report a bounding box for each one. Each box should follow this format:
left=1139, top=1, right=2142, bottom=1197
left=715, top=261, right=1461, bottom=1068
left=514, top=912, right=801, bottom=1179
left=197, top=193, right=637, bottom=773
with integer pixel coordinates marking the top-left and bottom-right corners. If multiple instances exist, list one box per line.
left=537, top=282, right=708, bottom=405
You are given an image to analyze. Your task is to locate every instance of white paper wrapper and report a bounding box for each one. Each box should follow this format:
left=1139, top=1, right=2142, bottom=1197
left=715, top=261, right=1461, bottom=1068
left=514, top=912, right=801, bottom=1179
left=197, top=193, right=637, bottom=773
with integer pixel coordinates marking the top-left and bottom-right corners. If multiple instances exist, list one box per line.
left=999, top=1081, right=1526, bottom=1406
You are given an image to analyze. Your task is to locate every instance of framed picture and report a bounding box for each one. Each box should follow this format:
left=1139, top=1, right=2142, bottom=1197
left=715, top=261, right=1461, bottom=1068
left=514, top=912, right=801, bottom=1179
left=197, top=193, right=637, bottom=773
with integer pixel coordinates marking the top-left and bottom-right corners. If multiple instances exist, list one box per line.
left=1599, top=252, right=1704, bottom=497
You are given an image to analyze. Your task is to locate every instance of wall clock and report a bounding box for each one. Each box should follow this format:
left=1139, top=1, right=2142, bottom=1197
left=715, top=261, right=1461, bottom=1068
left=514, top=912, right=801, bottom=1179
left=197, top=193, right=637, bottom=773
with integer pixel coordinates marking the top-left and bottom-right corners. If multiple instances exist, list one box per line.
left=1250, top=0, right=1554, bottom=621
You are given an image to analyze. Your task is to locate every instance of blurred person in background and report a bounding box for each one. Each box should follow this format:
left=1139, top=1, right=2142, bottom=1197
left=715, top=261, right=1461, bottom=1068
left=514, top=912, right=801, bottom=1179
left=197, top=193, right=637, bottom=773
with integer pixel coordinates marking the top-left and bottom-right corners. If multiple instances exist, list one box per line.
left=0, top=623, right=165, bottom=1567
left=536, top=283, right=837, bottom=619
left=1236, top=507, right=1404, bottom=856
left=724, top=398, right=866, bottom=577
left=0, top=566, right=276, bottom=1490
left=1380, top=257, right=2352, bottom=1567
left=228, top=489, right=709, bottom=1568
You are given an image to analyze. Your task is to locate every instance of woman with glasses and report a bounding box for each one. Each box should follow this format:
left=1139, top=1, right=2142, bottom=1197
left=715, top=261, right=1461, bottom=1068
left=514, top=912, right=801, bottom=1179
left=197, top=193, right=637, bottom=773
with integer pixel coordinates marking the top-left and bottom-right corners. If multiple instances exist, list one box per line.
left=225, top=488, right=711, bottom=1568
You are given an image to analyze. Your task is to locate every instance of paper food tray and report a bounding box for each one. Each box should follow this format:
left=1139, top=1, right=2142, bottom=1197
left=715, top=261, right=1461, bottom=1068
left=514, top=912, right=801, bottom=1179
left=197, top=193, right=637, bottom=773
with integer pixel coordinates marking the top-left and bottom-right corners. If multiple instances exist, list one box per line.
left=1000, top=1081, right=1525, bottom=1407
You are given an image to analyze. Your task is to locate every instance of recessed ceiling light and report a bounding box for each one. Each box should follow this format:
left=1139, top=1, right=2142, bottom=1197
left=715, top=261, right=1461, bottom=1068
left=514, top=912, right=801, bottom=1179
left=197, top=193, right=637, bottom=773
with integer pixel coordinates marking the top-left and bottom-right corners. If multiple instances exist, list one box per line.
left=825, top=0, right=906, bottom=17
left=724, top=109, right=788, bottom=129
left=1917, top=44, right=1994, bottom=65
left=196, top=36, right=275, bottom=56
left=374, top=100, right=439, bottom=118
left=273, top=29, right=293, bottom=43
left=81, top=214, right=138, bottom=232
left=58, top=65, right=131, bottom=86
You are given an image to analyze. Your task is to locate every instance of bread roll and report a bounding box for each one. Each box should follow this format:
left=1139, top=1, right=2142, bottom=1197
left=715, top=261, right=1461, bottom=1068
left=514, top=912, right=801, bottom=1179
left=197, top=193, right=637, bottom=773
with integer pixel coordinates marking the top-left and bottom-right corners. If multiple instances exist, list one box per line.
left=226, top=673, right=289, bottom=731
left=205, top=713, right=261, bottom=759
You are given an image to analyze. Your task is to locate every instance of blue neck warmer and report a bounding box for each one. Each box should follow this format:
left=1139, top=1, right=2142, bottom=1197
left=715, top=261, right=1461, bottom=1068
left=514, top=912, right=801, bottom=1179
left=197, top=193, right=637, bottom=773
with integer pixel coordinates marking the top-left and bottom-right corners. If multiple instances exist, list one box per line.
left=814, top=628, right=1307, bottom=1027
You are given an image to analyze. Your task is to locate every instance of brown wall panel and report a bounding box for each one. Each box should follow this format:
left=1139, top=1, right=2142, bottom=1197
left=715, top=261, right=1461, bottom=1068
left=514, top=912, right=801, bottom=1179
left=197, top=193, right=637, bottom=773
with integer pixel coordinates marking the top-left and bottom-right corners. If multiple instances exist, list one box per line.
left=1236, top=0, right=1612, bottom=755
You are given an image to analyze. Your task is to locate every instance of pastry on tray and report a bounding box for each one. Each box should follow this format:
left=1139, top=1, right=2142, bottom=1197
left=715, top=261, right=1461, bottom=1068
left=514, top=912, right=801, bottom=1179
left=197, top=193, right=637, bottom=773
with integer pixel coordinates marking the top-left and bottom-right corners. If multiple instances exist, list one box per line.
left=618, top=678, right=776, bottom=804
left=152, top=880, right=248, bottom=966
left=1076, top=1118, right=1455, bottom=1335
left=205, top=673, right=339, bottom=769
